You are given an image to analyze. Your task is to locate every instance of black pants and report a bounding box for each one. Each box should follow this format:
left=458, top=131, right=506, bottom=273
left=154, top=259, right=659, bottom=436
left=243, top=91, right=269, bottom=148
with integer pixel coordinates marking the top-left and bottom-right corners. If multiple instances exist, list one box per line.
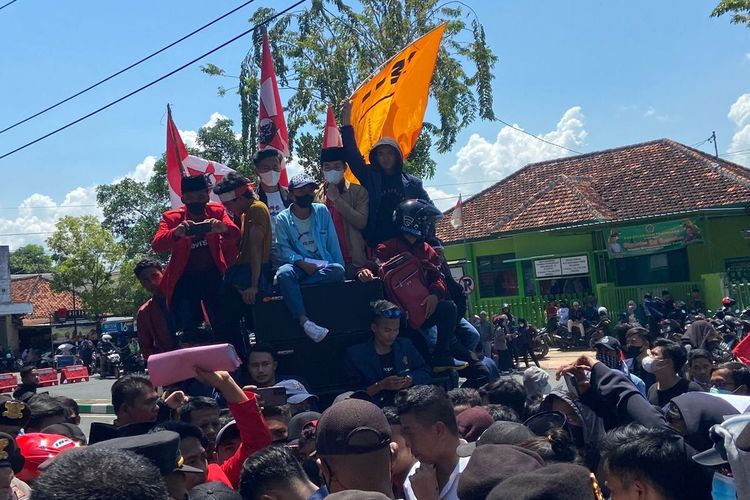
left=517, top=343, right=540, bottom=368
left=171, top=270, right=222, bottom=332
left=211, top=287, right=251, bottom=361
left=421, top=300, right=457, bottom=361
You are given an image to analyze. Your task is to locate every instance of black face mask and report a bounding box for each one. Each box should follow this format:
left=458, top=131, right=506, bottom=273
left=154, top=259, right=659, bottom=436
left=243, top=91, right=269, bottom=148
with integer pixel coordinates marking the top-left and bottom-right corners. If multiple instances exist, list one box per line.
left=185, top=202, right=207, bottom=214
left=295, top=194, right=314, bottom=209
left=567, top=424, right=585, bottom=449
left=625, top=346, right=643, bottom=359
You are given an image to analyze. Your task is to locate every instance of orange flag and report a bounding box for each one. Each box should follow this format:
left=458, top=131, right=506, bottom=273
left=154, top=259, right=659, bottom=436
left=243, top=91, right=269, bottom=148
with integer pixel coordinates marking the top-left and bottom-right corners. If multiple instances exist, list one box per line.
left=349, top=24, right=446, bottom=161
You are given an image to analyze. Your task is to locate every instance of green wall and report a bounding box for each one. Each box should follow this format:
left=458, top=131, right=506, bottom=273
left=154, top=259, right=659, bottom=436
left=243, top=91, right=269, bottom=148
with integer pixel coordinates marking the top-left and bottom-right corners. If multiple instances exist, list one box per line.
left=445, top=213, right=750, bottom=304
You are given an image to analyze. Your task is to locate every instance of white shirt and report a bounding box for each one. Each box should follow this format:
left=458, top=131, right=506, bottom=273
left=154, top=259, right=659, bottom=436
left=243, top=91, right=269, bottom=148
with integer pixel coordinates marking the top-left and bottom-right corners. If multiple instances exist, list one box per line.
left=403, top=456, right=469, bottom=500
left=265, top=190, right=285, bottom=219
left=293, top=213, right=321, bottom=259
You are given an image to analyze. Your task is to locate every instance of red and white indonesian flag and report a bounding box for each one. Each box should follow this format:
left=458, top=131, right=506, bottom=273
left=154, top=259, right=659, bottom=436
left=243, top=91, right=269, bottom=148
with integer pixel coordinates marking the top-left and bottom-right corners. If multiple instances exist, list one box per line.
left=166, top=107, right=236, bottom=209
left=322, top=105, right=343, bottom=148
left=451, top=194, right=463, bottom=229
left=258, top=33, right=290, bottom=187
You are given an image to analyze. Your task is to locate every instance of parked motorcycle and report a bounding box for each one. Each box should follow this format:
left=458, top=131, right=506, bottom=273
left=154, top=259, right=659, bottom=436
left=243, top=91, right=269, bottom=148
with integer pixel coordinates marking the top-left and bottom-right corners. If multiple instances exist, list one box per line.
left=532, top=334, right=550, bottom=358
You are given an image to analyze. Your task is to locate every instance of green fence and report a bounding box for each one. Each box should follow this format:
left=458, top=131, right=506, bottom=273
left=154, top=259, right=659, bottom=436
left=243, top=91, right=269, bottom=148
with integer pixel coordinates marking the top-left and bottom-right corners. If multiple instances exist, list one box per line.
left=724, top=280, right=750, bottom=311
left=597, top=281, right=702, bottom=317
left=474, top=294, right=586, bottom=327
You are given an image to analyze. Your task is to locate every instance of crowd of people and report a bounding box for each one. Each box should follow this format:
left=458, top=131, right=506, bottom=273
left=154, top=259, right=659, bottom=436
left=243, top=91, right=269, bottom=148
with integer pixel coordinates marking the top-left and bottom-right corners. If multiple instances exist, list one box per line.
left=3, top=101, right=749, bottom=499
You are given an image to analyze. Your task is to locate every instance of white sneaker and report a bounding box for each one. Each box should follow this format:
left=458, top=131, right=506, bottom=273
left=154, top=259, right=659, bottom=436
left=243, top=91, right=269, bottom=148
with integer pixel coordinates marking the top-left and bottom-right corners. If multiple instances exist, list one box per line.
left=303, top=320, right=328, bottom=343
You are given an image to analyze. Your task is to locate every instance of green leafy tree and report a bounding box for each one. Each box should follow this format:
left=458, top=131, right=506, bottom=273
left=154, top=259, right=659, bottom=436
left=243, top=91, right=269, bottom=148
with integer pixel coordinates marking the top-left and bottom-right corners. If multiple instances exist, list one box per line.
left=9, top=244, right=53, bottom=274
left=712, top=0, right=750, bottom=27
left=202, top=0, right=497, bottom=178
left=47, top=216, right=127, bottom=317
left=197, top=116, right=244, bottom=173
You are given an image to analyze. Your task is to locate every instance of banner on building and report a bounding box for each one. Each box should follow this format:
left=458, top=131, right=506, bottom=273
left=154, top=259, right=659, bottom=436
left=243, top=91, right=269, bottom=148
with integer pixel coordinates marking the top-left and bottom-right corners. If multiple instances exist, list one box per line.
left=606, top=218, right=703, bottom=258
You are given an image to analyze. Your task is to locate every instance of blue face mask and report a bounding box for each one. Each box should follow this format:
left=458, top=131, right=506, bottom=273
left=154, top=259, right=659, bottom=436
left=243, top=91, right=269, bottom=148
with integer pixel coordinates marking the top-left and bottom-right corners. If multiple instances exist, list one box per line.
left=712, top=472, right=737, bottom=500
left=710, top=387, right=735, bottom=395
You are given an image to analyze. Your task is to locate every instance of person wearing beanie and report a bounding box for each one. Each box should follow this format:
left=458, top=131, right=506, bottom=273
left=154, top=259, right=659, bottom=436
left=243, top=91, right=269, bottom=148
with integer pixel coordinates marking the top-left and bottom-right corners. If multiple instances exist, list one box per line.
left=314, top=146, right=369, bottom=279
left=486, top=463, right=597, bottom=500
left=457, top=444, right=544, bottom=500
left=456, top=407, right=494, bottom=443
left=152, top=173, right=240, bottom=331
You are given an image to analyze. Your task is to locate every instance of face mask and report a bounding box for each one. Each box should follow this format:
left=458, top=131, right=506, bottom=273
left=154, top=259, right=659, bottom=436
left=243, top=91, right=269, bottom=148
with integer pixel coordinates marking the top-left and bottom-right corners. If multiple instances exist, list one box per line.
left=567, top=424, right=585, bottom=449
left=295, top=194, right=314, bottom=209
left=185, top=202, right=206, bottom=214
left=324, top=170, right=344, bottom=184
left=596, top=351, right=621, bottom=370
left=259, top=170, right=281, bottom=186
left=625, top=346, right=643, bottom=359
left=641, top=356, right=669, bottom=374
left=712, top=472, right=737, bottom=500
left=710, top=387, right=735, bottom=395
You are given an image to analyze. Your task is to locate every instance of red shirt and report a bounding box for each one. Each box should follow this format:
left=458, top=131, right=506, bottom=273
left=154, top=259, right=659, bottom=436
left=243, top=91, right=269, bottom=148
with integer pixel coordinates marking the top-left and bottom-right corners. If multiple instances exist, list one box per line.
left=136, top=297, right=174, bottom=359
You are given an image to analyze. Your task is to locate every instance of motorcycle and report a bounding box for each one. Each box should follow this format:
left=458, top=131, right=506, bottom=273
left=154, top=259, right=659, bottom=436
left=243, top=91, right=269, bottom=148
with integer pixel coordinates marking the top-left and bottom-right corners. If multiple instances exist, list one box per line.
left=98, top=347, right=123, bottom=379
left=120, top=348, right=145, bottom=374
left=532, top=334, right=550, bottom=359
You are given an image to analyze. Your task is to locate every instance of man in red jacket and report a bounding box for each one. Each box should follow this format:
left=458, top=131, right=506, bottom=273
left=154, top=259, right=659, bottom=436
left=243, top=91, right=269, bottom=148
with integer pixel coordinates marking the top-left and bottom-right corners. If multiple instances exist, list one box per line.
left=151, top=174, right=240, bottom=331
left=134, top=258, right=175, bottom=359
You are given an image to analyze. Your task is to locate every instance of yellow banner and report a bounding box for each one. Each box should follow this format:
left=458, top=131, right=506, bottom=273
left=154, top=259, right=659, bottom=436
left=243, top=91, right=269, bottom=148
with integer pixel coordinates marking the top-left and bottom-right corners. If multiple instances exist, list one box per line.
left=350, top=23, right=446, bottom=162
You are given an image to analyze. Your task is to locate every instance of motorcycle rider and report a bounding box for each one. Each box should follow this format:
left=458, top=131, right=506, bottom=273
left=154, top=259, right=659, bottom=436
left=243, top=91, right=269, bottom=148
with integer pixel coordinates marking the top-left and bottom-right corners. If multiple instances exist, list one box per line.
left=668, top=301, right=688, bottom=329
left=567, top=301, right=585, bottom=342
left=516, top=319, right=540, bottom=368
left=97, top=334, right=118, bottom=376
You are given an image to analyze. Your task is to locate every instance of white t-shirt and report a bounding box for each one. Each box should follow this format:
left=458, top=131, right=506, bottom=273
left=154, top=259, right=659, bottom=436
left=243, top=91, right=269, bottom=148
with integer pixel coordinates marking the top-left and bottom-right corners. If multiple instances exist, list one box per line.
left=265, top=190, right=285, bottom=219
left=293, top=213, right=321, bottom=259
left=403, top=456, right=469, bottom=500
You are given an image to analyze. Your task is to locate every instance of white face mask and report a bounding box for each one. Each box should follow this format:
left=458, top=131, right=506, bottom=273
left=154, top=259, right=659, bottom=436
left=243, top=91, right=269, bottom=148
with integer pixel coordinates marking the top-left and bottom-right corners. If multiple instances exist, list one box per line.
left=259, top=170, right=281, bottom=186
left=324, top=170, right=344, bottom=184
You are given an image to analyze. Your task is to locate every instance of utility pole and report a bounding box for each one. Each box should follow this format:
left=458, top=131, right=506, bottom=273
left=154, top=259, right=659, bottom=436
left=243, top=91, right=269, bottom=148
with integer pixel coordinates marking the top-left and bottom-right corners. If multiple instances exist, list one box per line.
left=711, top=131, right=718, bottom=158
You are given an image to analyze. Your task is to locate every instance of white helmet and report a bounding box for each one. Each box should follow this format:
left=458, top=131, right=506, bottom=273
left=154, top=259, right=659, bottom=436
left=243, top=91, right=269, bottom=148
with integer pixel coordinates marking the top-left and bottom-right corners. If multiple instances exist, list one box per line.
left=101, top=334, right=113, bottom=342
left=598, top=306, right=608, bottom=316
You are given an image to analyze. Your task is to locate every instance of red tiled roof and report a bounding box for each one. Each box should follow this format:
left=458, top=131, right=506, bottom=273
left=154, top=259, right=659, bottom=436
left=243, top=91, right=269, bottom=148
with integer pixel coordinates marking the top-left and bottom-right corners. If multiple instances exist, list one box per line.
left=436, top=139, right=750, bottom=243
left=11, top=275, right=78, bottom=322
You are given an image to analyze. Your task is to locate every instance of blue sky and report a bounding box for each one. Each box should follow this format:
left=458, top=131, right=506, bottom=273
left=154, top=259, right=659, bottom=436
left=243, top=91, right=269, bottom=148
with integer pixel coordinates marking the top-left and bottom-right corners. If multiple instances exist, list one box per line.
left=0, top=0, right=748, bottom=249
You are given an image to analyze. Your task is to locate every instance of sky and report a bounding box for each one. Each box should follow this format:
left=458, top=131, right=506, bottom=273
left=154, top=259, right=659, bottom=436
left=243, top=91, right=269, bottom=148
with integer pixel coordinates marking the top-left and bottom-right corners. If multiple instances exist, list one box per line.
left=0, top=0, right=749, bottom=250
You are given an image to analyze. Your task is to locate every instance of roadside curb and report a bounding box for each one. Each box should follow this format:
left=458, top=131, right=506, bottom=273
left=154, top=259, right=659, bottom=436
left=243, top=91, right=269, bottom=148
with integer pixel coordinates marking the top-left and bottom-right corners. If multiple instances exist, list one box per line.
left=77, top=403, right=114, bottom=415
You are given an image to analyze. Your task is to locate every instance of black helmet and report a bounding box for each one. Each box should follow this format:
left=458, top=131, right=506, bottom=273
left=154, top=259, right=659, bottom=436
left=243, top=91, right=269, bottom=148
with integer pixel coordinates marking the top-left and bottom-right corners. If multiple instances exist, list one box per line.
left=393, top=199, right=442, bottom=238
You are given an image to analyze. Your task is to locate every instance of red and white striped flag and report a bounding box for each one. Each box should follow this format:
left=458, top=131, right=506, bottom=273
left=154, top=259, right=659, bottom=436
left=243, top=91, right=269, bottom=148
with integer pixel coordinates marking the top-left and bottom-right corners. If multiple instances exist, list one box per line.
left=258, top=33, right=290, bottom=187
left=166, top=107, right=236, bottom=209
left=450, top=194, right=463, bottom=228
left=322, top=105, right=343, bottom=148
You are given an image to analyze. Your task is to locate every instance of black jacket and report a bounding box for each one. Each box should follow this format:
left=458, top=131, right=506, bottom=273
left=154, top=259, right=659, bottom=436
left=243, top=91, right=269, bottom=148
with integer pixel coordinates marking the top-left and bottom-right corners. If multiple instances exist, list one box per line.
left=257, top=185, right=291, bottom=211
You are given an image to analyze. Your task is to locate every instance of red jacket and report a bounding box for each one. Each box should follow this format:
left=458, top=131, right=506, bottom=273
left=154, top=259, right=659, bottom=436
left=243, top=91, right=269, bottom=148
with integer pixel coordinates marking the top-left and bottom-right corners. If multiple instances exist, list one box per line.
left=376, top=237, right=448, bottom=299
left=135, top=297, right=174, bottom=359
left=219, top=392, right=273, bottom=488
left=152, top=202, right=240, bottom=304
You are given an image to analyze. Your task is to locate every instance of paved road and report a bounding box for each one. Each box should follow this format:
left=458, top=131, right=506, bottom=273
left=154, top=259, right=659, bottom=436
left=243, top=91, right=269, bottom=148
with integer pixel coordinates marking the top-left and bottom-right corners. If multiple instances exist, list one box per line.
left=41, top=375, right=115, bottom=404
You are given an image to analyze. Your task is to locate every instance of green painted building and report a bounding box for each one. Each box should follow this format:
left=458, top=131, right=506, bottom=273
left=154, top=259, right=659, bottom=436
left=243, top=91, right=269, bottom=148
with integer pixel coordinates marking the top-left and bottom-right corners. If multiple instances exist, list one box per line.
left=435, top=139, right=750, bottom=325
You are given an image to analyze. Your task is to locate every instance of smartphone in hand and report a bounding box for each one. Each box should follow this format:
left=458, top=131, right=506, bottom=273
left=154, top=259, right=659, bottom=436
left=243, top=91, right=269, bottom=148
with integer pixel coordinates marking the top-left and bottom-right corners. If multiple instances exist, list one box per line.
left=187, top=221, right=213, bottom=236
left=256, top=386, right=287, bottom=407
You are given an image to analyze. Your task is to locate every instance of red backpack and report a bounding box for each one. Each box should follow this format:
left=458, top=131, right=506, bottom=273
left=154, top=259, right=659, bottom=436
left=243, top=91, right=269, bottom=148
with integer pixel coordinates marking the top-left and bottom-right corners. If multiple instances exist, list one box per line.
left=378, top=252, right=432, bottom=329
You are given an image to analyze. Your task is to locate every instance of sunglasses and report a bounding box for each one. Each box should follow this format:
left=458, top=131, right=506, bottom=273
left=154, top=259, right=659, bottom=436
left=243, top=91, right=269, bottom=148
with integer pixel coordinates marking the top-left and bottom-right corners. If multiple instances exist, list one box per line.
left=379, top=308, right=402, bottom=319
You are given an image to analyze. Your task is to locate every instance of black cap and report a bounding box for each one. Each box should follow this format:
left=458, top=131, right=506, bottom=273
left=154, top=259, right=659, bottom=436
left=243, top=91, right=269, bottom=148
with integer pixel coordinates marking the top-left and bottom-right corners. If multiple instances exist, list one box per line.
left=332, top=390, right=372, bottom=405
left=523, top=411, right=568, bottom=437
left=189, top=481, right=242, bottom=500
left=593, top=336, right=621, bottom=351
left=320, top=147, right=347, bottom=164
left=288, top=411, right=321, bottom=442
left=316, top=399, right=391, bottom=456
left=181, top=174, right=210, bottom=193
left=90, top=430, right=203, bottom=476
left=487, top=463, right=597, bottom=500
left=457, top=421, right=534, bottom=457
left=457, top=444, right=544, bottom=500
left=0, top=398, right=30, bottom=428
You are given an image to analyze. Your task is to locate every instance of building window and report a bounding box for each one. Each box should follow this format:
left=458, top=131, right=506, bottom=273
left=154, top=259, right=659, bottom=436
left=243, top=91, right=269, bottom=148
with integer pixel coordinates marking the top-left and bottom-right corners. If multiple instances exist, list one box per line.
left=477, top=254, right=518, bottom=298
left=615, top=248, right=690, bottom=286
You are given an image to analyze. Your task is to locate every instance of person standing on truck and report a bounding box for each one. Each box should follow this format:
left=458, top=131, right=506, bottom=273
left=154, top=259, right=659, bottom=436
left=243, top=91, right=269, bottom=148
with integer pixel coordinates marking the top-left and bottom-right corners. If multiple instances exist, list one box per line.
left=275, top=173, right=345, bottom=343
left=151, top=174, right=240, bottom=331
left=314, top=146, right=369, bottom=279
left=134, top=258, right=175, bottom=359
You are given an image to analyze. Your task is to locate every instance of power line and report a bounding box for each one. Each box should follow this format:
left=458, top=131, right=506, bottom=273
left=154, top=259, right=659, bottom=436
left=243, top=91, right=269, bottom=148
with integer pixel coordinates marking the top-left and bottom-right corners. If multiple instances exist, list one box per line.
left=0, top=0, right=306, bottom=161
left=496, top=118, right=584, bottom=155
left=0, top=0, right=259, bottom=136
left=0, top=0, right=17, bottom=12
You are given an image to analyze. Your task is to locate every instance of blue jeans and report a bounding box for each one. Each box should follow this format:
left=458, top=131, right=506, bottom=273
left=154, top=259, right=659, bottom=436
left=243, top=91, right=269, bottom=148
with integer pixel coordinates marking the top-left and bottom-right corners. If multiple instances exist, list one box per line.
left=276, top=263, right=345, bottom=318
left=455, top=318, right=480, bottom=352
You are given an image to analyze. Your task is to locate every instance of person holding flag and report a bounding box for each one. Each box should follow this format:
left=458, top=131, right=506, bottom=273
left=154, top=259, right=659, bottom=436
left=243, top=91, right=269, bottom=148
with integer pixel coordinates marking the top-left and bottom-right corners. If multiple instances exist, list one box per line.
left=314, top=107, right=369, bottom=279
left=152, top=174, right=240, bottom=331
left=341, top=100, right=434, bottom=248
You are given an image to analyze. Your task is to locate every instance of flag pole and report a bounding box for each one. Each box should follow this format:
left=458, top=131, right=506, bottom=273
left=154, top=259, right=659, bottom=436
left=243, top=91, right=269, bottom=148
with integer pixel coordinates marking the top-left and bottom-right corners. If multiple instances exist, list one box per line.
left=167, top=104, right=189, bottom=177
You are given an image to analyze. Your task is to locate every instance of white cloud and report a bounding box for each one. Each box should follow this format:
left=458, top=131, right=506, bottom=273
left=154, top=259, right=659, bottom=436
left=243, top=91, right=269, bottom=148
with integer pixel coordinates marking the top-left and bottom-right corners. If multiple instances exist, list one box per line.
left=285, top=158, right=304, bottom=179
left=727, top=93, right=750, bottom=167
left=203, top=112, right=228, bottom=129
left=115, top=155, right=157, bottom=183
left=746, top=52, right=750, bottom=62
left=179, top=129, right=199, bottom=150
left=448, top=107, right=587, bottom=194
left=644, top=106, right=656, bottom=118
left=425, top=186, right=459, bottom=211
